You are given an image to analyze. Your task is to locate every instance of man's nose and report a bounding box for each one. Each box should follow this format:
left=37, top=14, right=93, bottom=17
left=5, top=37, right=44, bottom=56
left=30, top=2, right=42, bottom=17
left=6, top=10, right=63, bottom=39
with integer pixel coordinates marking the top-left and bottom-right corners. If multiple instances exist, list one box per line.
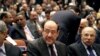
left=48, top=32, right=52, bottom=37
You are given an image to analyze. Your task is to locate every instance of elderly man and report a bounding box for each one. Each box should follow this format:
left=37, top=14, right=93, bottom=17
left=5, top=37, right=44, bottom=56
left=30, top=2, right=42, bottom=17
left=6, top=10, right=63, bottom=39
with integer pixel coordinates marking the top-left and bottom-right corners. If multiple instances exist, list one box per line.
left=27, top=20, right=68, bottom=56
left=0, top=20, right=22, bottom=56
left=67, top=27, right=100, bottom=56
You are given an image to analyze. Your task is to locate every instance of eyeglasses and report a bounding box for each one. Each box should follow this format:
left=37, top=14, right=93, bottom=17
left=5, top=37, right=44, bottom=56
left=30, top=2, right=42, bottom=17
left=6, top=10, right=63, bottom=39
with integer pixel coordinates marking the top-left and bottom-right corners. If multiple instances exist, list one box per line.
left=43, top=29, right=57, bottom=34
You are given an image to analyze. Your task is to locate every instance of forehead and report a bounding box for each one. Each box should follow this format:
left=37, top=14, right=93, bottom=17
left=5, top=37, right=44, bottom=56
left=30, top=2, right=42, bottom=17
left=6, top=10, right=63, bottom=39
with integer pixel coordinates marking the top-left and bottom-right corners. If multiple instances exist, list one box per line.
left=17, top=15, right=24, bottom=18
left=36, top=6, right=42, bottom=9
left=7, top=13, right=12, bottom=16
left=44, top=21, right=58, bottom=29
left=30, top=11, right=37, bottom=15
left=16, top=15, right=25, bottom=20
left=82, top=27, right=95, bottom=35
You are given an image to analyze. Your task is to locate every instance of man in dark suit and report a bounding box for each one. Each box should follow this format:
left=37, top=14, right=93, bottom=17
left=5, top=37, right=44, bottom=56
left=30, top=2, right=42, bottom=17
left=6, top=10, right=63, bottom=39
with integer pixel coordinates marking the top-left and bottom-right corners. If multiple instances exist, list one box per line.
left=67, top=27, right=100, bottom=56
left=51, top=10, right=81, bottom=45
left=0, top=20, right=22, bottom=56
left=26, top=11, right=41, bottom=39
left=27, top=20, right=68, bottom=56
left=11, top=13, right=38, bottom=41
left=0, top=12, right=15, bottom=38
left=10, top=13, right=27, bottom=39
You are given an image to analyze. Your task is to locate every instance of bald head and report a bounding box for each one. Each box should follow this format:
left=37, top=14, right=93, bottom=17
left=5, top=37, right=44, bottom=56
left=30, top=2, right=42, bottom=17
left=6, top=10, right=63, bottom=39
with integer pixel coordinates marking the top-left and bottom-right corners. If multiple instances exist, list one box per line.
left=80, top=19, right=88, bottom=28
left=43, top=20, right=59, bottom=31
left=81, top=27, right=96, bottom=46
left=81, top=27, right=96, bottom=35
left=42, top=20, right=59, bottom=45
left=0, top=20, right=8, bottom=32
left=79, top=19, right=88, bottom=33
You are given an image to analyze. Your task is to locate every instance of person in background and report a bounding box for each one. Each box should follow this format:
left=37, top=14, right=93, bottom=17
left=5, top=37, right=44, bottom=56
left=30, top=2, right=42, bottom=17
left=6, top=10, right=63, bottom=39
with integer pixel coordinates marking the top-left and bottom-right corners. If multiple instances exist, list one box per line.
left=51, top=10, right=81, bottom=46
left=27, top=11, right=42, bottom=38
left=75, top=18, right=88, bottom=42
left=0, top=20, right=22, bottom=56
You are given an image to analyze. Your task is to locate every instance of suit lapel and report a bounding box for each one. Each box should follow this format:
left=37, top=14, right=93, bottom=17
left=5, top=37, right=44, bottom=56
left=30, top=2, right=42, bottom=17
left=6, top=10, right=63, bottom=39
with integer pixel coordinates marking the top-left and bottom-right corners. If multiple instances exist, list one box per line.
left=27, top=20, right=39, bottom=38
left=93, top=44, right=100, bottom=56
left=39, top=38, right=50, bottom=56
left=14, top=25, right=26, bottom=39
left=78, top=42, right=88, bottom=56
left=55, top=43, right=62, bottom=56
left=27, top=21, right=36, bottom=37
left=4, top=43, right=11, bottom=56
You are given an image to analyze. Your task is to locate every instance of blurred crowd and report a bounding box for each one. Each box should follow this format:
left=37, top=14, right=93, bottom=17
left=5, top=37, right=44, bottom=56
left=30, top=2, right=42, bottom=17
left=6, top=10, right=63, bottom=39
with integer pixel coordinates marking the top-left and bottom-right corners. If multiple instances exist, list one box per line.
left=0, top=0, right=100, bottom=46
left=0, top=0, right=100, bottom=56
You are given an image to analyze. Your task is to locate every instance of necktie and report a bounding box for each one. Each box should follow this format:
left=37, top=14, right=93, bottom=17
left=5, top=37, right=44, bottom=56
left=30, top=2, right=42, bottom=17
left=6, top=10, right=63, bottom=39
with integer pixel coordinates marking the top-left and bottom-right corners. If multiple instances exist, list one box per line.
left=87, top=46, right=95, bottom=56
left=0, top=48, right=3, bottom=52
left=49, top=45, right=56, bottom=56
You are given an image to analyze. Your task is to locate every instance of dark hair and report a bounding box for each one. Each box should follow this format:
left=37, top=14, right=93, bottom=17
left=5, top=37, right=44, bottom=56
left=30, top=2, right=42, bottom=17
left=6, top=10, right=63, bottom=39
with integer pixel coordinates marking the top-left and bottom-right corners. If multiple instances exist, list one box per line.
left=72, top=6, right=81, bottom=14
left=96, top=19, right=100, bottom=25
left=41, top=20, right=59, bottom=31
left=0, top=12, right=8, bottom=20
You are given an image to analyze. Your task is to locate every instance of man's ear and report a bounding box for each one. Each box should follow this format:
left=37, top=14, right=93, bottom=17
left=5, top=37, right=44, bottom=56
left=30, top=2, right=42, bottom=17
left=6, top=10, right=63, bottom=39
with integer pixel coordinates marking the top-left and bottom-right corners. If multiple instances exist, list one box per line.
left=57, top=30, right=60, bottom=37
left=4, top=31, right=8, bottom=39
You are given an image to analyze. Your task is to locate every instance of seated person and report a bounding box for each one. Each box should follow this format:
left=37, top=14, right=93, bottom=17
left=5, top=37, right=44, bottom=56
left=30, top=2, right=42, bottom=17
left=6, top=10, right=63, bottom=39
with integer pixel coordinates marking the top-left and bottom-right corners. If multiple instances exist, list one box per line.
left=27, top=20, right=68, bottom=56
left=67, top=27, right=100, bottom=56
left=0, top=20, right=22, bottom=56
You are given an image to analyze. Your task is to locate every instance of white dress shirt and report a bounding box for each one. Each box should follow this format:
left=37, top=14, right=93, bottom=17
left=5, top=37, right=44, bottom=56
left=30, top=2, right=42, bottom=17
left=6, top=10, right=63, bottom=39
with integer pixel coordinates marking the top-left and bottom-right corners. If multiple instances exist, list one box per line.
left=24, top=25, right=35, bottom=41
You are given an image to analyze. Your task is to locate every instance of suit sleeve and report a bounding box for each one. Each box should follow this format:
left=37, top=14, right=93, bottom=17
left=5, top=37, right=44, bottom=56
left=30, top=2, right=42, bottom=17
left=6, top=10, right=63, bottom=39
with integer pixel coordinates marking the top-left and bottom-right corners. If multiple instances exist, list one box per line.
left=27, top=41, right=41, bottom=56
left=67, top=44, right=80, bottom=56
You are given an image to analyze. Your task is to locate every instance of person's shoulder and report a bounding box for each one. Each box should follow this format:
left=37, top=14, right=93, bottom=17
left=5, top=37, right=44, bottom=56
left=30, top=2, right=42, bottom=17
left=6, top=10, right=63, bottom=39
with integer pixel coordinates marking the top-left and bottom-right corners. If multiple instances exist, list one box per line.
left=26, top=20, right=30, bottom=23
left=70, top=42, right=78, bottom=46
left=67, top=42, right=79, bottom=48
left=55, top=41, right=67, bottom=47
left=93, top=43, right=100, bottom=47
left=4, top=42, right=21, bottom=52
left=27, top=38, right=40, bottom=46
left=93, top=43, right=100, bottom=51
left=5, top=42, right=18, bottom=48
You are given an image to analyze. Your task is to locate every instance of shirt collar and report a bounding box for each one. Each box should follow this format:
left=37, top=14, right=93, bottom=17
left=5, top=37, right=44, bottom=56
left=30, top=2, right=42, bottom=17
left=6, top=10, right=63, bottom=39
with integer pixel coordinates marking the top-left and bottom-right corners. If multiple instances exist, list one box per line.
left=24, top=25, right=28, bottom=29
left=81, top=41, right=92, bottom=49
left=0, top=43, right=6, bottom=53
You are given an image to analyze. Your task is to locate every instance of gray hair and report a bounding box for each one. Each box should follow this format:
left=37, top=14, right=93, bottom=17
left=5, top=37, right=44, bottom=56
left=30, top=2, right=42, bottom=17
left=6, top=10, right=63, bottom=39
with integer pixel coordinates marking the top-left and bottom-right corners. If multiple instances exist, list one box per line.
left=0, top=20, right=8, bottom=32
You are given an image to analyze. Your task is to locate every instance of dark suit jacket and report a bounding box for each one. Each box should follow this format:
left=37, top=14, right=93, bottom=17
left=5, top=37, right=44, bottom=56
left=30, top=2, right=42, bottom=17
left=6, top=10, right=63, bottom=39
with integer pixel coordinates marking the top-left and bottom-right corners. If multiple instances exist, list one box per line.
left=27, top=38, right=68, bottom=56
left=26, top=20, right=40, bottom=39
left=52, top=10, right=81, bottom=45
left=7, top=24, right=15, bottom=37
left=67, top=42, right=100, bottom=56
left=4, top=42, right=22, bottom=56
left=10, top=24, right=27, bottom=39
left=94, top=29, right=100, bottom=44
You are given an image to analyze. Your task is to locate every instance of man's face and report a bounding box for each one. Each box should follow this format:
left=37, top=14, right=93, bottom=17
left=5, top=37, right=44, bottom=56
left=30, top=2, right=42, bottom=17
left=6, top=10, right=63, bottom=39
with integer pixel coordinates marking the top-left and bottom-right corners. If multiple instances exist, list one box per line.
left=36, top=6, right=43, bottom=14
left=5, top=13, right=13, bottom=24
left=42, top=21, right=59, bottom=45
left=30, top=11, right=38, bottom=21
left=16, top=15, right=26, bottom=27
left=81, top=27, right=96, bottom=46
left=0, top=32, right=7, bottom=45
